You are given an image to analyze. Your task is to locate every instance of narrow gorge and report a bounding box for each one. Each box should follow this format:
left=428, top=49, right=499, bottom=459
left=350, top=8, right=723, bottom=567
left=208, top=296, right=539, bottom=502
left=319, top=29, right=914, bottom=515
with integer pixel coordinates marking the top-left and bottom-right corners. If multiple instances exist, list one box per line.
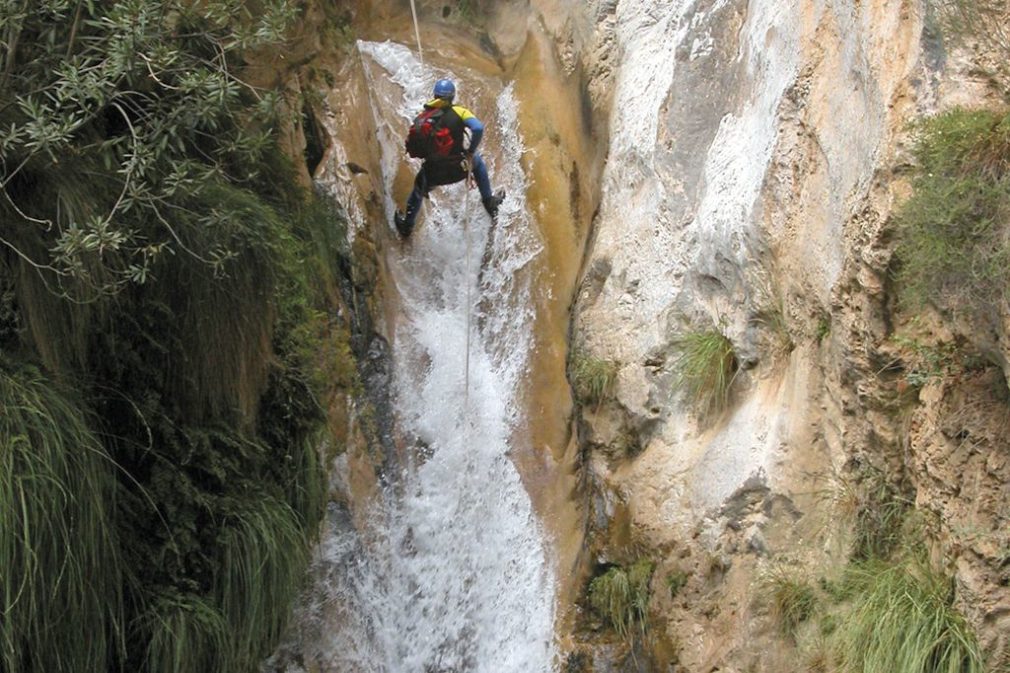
left=2, top=1, right=1008, bottom=672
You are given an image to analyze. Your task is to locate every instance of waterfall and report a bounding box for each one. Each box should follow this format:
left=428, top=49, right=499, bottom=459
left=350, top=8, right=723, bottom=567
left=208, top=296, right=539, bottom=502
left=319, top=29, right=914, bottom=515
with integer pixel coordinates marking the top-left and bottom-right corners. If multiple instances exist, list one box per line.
left=273, top=41, right=557, bottom=673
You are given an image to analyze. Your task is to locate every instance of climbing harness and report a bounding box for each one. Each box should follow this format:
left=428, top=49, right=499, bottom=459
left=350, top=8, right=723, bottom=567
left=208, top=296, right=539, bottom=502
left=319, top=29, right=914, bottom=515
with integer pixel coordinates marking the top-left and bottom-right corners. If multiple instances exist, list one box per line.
left=462, top=154, right=477, bottom=190
left=407, top=0, right=476, bottom=416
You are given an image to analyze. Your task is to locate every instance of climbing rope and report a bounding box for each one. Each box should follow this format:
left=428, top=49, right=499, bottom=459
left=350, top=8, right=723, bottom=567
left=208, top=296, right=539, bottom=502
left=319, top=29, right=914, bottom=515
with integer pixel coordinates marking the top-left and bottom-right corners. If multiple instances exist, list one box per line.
left=406, top=0, right=475, bottom=416
left=461, top=167, right=474, bottom=412
left=408, top=0, right=424, bottom=64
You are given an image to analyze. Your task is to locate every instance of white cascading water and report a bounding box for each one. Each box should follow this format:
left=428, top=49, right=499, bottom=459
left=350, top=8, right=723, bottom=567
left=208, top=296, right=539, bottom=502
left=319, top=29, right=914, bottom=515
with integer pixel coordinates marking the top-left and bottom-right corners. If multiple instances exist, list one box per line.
left=278, top=42, right=557, bottom=672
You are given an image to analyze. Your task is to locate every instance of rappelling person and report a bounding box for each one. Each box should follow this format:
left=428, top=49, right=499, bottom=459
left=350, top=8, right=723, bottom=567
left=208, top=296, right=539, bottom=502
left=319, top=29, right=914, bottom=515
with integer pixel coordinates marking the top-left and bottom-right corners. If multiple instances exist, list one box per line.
left=393, top=78, right=505, bottom=238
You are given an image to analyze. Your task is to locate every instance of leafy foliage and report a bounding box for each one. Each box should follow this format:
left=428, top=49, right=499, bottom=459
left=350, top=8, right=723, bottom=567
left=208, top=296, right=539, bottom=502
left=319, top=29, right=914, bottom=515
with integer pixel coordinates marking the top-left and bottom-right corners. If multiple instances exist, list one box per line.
left=2, top=190, right=339, bottom=673
left=98, top=194, right=334, bottom=673
left=815, top=315, right=831, bottom=343
left=672, top=328, right=738, bottom=416
left=894, top=108, right=1010, bottom=316
left=588, top=559, right=654, bottom=641
left=0, top=0, right=298, bottom=299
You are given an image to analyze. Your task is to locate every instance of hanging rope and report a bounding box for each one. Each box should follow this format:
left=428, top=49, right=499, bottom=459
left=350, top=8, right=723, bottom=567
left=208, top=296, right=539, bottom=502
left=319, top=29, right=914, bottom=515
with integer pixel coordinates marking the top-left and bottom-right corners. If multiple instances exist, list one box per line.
left=408, top=0, right=424, bottom=65
left=406, top=1, right=475, bottom=416
left=461, top=170, right=474, bottom=412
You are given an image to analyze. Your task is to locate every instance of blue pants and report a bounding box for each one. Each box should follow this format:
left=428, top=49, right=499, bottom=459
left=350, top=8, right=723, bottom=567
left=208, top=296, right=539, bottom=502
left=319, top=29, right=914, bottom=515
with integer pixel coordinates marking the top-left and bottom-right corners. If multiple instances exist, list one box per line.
left=402, top=153, right=493, bottom=228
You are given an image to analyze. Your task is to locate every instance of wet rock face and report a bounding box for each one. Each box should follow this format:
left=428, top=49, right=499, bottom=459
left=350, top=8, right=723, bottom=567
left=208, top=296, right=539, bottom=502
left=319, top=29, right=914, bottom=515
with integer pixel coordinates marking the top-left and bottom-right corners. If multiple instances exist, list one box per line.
left=556, top=0, right=1010, bottom=668
left=543, top=0, right=980, bottom=669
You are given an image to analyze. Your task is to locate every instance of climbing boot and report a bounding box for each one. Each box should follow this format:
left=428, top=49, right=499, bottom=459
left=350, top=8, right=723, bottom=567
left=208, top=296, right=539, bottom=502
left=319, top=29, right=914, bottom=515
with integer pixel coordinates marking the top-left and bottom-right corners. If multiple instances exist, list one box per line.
left=482, top=189, right=505, bottom=219
left=393, top=209, right=414, bottom=238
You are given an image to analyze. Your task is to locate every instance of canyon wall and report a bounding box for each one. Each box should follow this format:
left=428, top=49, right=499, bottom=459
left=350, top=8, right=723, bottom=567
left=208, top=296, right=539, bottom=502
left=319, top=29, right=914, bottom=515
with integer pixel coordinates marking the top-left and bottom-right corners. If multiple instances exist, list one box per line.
left=276, top=0, right=1010, bottom=670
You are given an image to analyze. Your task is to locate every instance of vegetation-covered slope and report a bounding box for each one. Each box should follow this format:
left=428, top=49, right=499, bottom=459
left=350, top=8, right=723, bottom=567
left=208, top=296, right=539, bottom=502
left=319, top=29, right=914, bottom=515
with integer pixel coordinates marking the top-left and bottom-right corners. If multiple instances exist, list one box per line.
left=0, top=2, right=353, bottom=671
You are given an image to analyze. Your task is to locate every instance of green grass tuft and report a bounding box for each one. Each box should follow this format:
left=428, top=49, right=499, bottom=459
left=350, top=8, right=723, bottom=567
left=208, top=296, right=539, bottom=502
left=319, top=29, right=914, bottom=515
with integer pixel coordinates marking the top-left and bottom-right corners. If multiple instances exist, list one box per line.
left=834, top=560, right=984, bottom=673
left=139, top=592, right=231, bottom=673
left=815, top=315, right=831, bottom=343
left=666, top=570, right=689, bottom=599
left=569, top=350, right=619, bottom=406
left=0, top=359, right=123, bottom=673
left=214, top=495, right=311, bottom=668
left=672, top=329, right=738, bottom=416
left=763, top=568, right=819, bottom=640
left=588, top=559, right=654, bottom=640
left=847, top=466, right=912, bottom=562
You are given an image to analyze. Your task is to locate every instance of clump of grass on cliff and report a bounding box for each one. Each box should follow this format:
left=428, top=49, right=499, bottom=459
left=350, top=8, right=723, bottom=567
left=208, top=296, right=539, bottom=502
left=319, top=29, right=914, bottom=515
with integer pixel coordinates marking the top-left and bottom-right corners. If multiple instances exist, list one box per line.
left=588, top=559, right=654, bottom=640
left=214, top=496, right=310, bottom=669
left=894, top=107, right=1010, bottom=316
left=842, top=464, right=913, bottom=562
left=672, top=328, right=738, bottom=416
left=139, top=592, right=231, bottom=673
left=762, top=567, right=819, bottom=640
left=0, top=360, right=123, bottom=673
left=569, top=350, right=619, bottom=406
left=665, top=570, right=689, bottom=598
left=832, top=559, right=984, bottom=673
left=802, top=477, right=986, bottom=673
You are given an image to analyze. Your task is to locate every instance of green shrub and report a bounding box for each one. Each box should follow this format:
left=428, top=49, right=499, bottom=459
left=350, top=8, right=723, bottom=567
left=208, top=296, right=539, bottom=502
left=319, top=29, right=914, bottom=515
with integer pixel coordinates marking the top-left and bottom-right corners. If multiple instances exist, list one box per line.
left=452, top=0, right=477, bottom=23
left=672, top=329, right=738, bottom=416
left=588, top=559, right=654, bottom=640
left=834, top=560, right=984, bottom=673
left=50, top=153, right=331, bottom=673
left=763, top=569, right=819, bottom=639
left=0, top=360, right=123, bottom=673
left=563, top=650, right=591, bottom=673
left=0, top=0, right=298, bottom=299
left=890, top=334, right=962, bottom=388
left=570, top=350, right=619, bottom=406
left=895, top=107, right=1010, bottom=315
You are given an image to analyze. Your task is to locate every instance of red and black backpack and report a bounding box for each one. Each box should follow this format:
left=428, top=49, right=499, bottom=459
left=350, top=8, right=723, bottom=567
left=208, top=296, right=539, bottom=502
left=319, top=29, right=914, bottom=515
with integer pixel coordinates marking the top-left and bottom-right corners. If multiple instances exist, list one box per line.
left=405, top=105, right=462, bottom=160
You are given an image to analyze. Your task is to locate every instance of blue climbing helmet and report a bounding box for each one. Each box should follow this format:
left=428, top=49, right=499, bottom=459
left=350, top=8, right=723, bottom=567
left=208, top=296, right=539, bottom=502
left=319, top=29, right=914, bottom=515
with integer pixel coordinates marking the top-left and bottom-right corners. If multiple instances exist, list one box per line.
left=433, top=78, right=456, bottom=101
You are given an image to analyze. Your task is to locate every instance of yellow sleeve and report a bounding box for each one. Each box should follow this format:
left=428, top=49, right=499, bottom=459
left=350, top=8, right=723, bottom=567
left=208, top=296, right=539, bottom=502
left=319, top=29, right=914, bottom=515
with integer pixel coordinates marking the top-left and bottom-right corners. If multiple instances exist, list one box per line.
left=453, top=105, right=476, bottom=122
